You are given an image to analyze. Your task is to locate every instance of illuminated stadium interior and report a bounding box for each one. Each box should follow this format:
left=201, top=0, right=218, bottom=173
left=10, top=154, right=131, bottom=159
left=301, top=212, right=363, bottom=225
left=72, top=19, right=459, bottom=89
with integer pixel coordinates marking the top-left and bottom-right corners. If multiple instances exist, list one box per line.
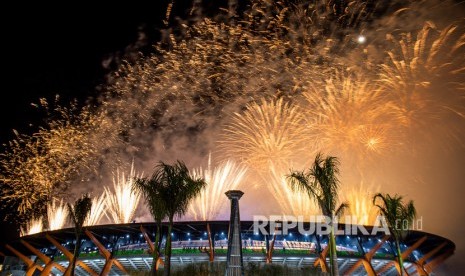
left=0, top=221, right=455, bottom=275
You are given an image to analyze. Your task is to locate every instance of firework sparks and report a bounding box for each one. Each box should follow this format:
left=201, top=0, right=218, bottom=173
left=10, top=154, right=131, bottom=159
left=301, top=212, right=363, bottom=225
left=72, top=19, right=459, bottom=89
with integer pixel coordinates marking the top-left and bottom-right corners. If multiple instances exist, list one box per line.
left=301, top=72, right=398, bottom=160
left=219, top=98, right=307, bottom=170
left=47, top=199, right=67, bottom=231
left=104, top=162, right=142, bottom=224
left=380, top=22, right=465, bottom=131
left=0, top=98, right=112, bottom=221
left=188, top=154, right=247, bottom=220
left=268, top=163, right=319, bottom=218
left=20, top=218, right=43, bottom=237
left=341, top=183, right=380, bottom=226
left=99, top=0, right=364, bottom=156
left=84, top=193, right=108, bottom=226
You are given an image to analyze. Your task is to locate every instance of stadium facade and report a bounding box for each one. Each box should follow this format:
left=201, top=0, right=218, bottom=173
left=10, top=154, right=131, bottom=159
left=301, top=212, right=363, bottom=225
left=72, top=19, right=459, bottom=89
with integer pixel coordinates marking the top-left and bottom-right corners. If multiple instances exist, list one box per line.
left=0, top=220, right=455, bottom=275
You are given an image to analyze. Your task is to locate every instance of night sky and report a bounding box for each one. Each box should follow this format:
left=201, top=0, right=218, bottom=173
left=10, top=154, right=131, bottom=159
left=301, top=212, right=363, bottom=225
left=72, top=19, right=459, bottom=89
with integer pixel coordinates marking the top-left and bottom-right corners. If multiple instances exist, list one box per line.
left=0, top=1, right=174, bottom=254
left=0, top=4, right=168, bottom=142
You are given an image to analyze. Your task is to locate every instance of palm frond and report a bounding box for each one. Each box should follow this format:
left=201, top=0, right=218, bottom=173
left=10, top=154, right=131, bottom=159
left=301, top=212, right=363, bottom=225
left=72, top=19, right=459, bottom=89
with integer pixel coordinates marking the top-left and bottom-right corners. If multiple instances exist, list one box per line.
left=133, top=176, right=167, bottom=223
left=140, top=160, right=207, bottom=221
left=287, top=152, right=343, bottom=218
left=67, top=193, right=92, bottom=235
left=372, top=193, right=416, bottom=240
left=335, top=202, right=349, bottom=218
left=286, top=170, right=317, bottom=199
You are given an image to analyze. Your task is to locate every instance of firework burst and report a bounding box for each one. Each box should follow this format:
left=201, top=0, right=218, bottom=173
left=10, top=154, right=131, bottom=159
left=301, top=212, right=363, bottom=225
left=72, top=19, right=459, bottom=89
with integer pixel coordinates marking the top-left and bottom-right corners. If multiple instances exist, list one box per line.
left=380, top=22, right=465, bottom=133
left=104, top=162, right=142, bottom=224
left=341, top=182, right=380, bottom=226
left=84, top=193, right=108, bottom=226
left=20, top=217, right=43, bottom=237
left=188, top=154, right=247, bottom=220
left=47, top=199, right=67, bottom=230
left=0, top=98, right=112, bottom=221
left=301, top=72, right=399, bottom=160
left=219, top=98, right=307, bottom=170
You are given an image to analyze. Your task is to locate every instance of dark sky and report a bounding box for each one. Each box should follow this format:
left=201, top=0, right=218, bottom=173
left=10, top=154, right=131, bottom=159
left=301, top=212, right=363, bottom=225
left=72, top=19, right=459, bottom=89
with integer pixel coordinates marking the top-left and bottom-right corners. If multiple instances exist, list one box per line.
left=0, top=4, right=169, bottom=143
left=0, top=1, right=177, bottom=255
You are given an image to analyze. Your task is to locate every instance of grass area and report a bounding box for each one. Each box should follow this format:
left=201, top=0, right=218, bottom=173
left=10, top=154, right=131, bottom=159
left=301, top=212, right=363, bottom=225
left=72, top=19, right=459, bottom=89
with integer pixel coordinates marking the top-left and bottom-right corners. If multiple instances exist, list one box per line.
left=336, top=251, right=363, bottom=257
left=374, top=252, right=395, bottom=259
left=114, top=249, right=146, bottom=256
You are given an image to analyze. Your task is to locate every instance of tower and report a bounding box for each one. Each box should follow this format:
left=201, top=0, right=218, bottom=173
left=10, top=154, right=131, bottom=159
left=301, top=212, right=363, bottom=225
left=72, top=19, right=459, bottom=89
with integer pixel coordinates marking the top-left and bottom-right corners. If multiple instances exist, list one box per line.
left=225, top=190, right=244, bottom=276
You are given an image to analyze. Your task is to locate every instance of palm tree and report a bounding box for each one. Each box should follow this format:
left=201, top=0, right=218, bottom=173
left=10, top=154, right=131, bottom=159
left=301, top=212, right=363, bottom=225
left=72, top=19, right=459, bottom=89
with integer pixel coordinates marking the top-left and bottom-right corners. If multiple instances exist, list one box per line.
left=140, top=161, right=206, bottom=276
left=65, top=193, right=92, bottom=276
left=287, top=153, right=348, bottom=276
left=133, top=172, right=168, bottom=275
left=373, top=193, right=416, bottom=276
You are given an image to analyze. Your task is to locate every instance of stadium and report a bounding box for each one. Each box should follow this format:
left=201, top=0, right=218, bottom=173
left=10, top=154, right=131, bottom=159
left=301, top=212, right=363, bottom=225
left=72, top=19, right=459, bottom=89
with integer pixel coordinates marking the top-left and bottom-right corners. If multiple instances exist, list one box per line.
left=0, top=219, right=455, bottom=275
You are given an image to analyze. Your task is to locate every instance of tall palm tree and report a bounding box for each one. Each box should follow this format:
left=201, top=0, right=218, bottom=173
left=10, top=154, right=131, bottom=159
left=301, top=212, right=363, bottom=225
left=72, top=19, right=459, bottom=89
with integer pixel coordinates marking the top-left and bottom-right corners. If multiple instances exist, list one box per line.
left=287, top=153, right=348, bottom=276
left=66, top=193, right=92, bottom=276
left=140, top=161, right=206, bottom=276
left=134, top=172, right=167, bottom=275
left=373, top=193, right=416, bottom=276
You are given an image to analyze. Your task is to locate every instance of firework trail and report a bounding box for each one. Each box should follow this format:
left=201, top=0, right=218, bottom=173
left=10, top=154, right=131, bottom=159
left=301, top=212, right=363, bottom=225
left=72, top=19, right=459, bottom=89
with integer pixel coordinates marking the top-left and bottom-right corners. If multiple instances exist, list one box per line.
left=20, top=218, right=43, bottom=237
left=188, top=154, right=247, bottom=220
left=379, top=22, right=465, bottom=145
left=104, top=162, right=142, bottom=224
left=47, top=199, right=67, bottom=230
left=268, top=163, right=319, bottom=218
left=380, top=22, right=465, bottom=95
left=341, top=182, right=380, bottom=226
left=84, top=193, right=108, bottom=226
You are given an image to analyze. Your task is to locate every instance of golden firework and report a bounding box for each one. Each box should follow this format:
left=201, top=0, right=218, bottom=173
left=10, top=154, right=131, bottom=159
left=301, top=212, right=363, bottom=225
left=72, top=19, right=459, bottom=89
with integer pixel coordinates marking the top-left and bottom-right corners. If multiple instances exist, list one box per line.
left=104, top=162, right=142, bottom=224
left=188, top=154, right=247, bottom=220
left=85, top=193, right=108, bottom=226
left=302, top=72, right=398, bottom=159
left=219, top=98, right=307, bottom=170
left=47, top=199, right=67, bottom=231
left=341, top=182, right=380, bottom=226
left=20, top=218, right=43, bottom=237
left=380, top=22, right=465, bottom=129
